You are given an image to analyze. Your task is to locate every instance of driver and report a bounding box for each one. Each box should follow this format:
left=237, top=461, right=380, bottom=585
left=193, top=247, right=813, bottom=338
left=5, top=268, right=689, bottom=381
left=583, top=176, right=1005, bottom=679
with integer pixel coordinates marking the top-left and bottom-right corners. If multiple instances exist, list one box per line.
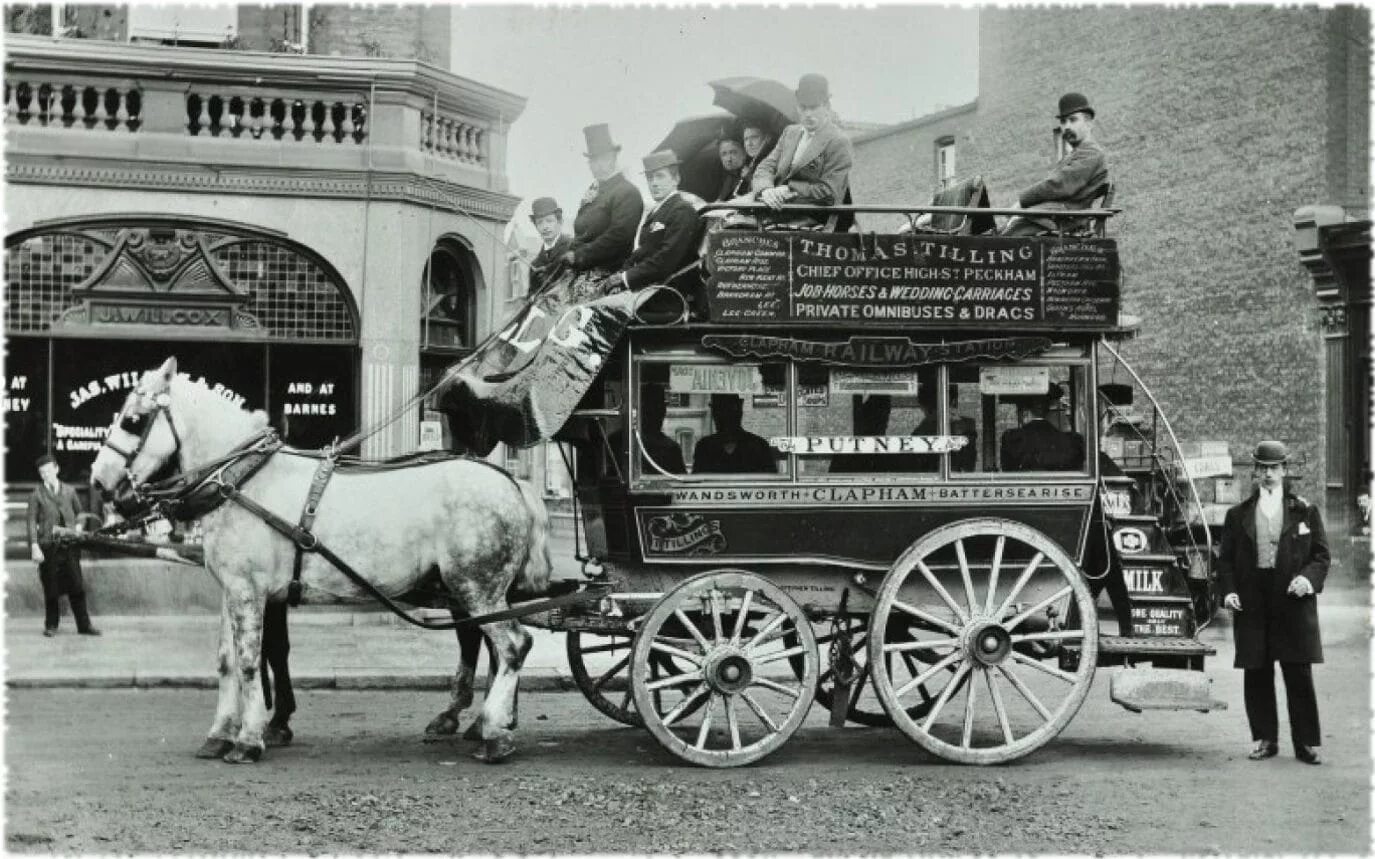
left=692, top=394, right=777, bottom=474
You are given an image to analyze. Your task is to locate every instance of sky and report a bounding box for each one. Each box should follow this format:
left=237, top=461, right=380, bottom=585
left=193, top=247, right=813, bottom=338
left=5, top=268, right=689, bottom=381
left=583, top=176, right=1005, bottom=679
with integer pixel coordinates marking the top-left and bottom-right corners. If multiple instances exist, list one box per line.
left=447, top=6, right=979, bottom=241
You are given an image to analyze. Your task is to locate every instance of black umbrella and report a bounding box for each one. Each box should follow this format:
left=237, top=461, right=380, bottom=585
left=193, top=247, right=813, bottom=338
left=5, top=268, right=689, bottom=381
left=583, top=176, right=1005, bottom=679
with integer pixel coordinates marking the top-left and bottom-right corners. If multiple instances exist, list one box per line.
left=653, top=111, right=739, bottom=202
left=708, top=76, right=798, bottom=136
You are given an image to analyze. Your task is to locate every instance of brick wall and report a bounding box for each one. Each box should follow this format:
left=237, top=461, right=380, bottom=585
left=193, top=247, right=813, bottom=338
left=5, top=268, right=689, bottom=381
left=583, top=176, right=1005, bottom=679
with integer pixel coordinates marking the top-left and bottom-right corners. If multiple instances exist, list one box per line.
left=309, top=4, right=450, bottom=69
left=235, top=5, right=302, bottom=52
left=849, top=102, right=977, bottom=233
left=853, top=7, right=1371, bottom=503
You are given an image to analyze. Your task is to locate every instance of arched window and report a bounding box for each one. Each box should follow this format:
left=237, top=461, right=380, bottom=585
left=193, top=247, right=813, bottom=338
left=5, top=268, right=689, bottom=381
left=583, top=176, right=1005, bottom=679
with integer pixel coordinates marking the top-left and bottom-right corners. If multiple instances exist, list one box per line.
left=421, top=240, right=476, bottom=353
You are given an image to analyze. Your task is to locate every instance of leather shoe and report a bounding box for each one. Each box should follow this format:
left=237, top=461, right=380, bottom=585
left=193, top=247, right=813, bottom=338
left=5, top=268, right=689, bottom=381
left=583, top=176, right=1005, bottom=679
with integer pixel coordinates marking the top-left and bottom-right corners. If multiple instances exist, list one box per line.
left=1248, top=740, right=1278, bottom=760
left=42, top=628, right=56, bottom=637
left=78, top=627, right=102, bottom=637
left=1295, top=745, right=1322, bottom=765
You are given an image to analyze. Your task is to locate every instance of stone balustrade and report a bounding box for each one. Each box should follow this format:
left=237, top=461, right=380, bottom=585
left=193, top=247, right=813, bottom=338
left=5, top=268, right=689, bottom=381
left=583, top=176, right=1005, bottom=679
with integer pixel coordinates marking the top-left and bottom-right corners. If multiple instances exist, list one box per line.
left=421, top=110, right=486, bottom=164
left=185, top=91, right=367, bottom=143
left=4, top=80, right=142, bottom=132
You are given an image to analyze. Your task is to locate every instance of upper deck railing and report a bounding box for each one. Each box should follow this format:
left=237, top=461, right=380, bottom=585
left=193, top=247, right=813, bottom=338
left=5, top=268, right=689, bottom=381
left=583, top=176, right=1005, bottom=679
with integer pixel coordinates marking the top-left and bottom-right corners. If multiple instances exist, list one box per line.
left=690, top=203, right=1124, bottom=333
left=3, top=35, right=527, bottom=194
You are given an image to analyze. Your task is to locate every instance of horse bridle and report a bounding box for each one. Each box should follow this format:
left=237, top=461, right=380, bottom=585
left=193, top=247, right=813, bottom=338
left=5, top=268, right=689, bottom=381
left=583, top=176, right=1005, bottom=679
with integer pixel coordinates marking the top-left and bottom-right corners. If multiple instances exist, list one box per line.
left=101, top=392, right=183, bottom=488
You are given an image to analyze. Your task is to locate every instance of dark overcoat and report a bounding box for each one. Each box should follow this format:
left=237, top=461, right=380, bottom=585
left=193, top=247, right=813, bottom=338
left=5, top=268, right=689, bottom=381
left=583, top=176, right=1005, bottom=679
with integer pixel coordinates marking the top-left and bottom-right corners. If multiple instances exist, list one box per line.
left=569, top=172, right=644, bottom=272
left=527, top=234, right=572, bottom=294
left=1217, top=491, right=1330, bottom=668
left=26, top=482, right=86, bottom=596
left=620, top=192, right=699, bottom=291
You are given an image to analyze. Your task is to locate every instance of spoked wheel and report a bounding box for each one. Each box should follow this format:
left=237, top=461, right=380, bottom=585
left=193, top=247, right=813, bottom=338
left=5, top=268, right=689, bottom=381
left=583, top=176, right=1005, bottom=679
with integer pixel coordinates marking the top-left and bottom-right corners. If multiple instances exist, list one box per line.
left=631, top=570, right=818, bottom=767
left=788, top=615, right=940, bottom=727
left=566, top=631, right=702, bottom=727
left=869, top=518, right=1098, bottom=765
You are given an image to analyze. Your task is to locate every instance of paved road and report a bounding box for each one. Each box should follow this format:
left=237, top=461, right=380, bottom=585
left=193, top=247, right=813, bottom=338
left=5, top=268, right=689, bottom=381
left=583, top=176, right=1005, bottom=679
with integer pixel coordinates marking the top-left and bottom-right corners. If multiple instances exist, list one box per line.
left=6, top=610, right=1369, bottom=854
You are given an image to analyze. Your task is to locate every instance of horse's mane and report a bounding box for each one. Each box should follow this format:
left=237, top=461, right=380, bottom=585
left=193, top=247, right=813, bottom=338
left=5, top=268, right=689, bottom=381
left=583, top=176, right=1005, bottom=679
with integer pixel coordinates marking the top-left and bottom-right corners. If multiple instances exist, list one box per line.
left=167, top=372, right=270, bottom=430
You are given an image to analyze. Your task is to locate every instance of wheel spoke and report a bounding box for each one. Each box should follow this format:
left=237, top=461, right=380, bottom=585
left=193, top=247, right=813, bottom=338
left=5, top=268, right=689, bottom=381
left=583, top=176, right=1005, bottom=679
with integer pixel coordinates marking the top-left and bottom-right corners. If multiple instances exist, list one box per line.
left=740, top=690, right=780, bottom=733
left=996, top=664, right=1051, bottom=720
left=751, top=676, right=803, bottom=699
left=725, top=695, right=742, bottom=751
left=649, top=638, right=703, bottom=666
left=673, top=608, right=712, bottom=653
left=661, top=683, right=710, bottom=727
left=752, top=643, right=812, bottom=666
left=961, top=667, right=980, bottom=749
left=914, top=559, right=969, bottom=624
left=955, top=539, right=978, bottom=616
left=883, top=636, right=960, bottom=655
left=591, top=652, right=632, bottom=690
left=1009, top=650, right=1080, bottom=683
left=746, top=610, right=788, bottom=649
left=644, top=669, right=704, bottom=692
left=694, top=694, right=717, bottom=749
left=896, top=650, right=962, bottom=698
left=1009, top=629, right=1084, bottom=645
left=848, top=662, right=872, bottom=711
left=921, top=661, right=973, bottom=732
left=579, top=639, right=632, bottom=656
left=619, top=685, right=634, bottom=713
left=984, top=535, right=1006, bottom=616
left=708, top=589, right=725, bottom=644
left=730, top=589, right=754, bottom=644
left=891, top=598, right=961, bottom=635
left=985, top=668, right=1014, bottom=744
left=994, top=551, right=1045, bottom=619
left=1005, top=585, right=1073, bottom=631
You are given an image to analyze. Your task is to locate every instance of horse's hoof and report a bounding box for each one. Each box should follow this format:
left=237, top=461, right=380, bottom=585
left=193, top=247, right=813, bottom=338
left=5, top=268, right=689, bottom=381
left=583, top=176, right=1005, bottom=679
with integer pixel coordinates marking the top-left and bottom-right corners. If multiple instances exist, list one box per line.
left=194, top=738, right=234, bottom=760
left=473, top=735, right=516, bottom=764
left=222, top=744, right=263, bottom=764
left=264, top=724, right=294, bottom=747
left=461, top=719, right=484, bottom=742
left=425, top=714, right=460, bottom=736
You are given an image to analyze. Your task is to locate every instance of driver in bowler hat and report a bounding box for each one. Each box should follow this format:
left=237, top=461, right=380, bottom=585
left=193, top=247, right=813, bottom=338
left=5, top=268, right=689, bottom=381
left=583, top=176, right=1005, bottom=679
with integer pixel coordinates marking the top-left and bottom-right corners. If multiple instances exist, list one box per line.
left=523, top=196, right=571, bottom=294
left=1001, top=92, right=1109, bottom=236
left=1218, top=440, right=1330, bottom=765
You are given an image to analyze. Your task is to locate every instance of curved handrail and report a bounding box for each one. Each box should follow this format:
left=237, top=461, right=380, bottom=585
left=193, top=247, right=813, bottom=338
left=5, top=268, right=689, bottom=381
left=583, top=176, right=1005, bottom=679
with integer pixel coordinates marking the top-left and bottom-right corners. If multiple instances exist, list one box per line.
left=698, top=202, right=1121, bottom=219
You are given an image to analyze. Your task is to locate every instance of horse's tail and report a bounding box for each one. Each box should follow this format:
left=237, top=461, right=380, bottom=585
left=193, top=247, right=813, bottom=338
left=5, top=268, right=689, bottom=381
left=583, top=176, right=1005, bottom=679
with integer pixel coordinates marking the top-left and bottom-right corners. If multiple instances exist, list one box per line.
left=513, top=477, right=552, bottom=596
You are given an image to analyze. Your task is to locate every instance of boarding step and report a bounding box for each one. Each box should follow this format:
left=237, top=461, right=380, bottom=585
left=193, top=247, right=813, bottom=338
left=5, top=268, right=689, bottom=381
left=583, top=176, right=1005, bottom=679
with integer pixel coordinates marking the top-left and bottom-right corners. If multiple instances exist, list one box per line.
left=1106, top=512, right=1160, bottom=527
left=1109, top=667, right=1228, bottom=713
left=1097, top=635, right=1214, bottom=657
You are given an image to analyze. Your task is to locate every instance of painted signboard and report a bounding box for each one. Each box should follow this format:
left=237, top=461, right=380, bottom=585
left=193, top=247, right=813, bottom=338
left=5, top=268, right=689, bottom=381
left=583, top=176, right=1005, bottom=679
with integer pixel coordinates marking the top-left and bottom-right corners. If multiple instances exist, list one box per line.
left=704, top=232, right=1119, bottom=327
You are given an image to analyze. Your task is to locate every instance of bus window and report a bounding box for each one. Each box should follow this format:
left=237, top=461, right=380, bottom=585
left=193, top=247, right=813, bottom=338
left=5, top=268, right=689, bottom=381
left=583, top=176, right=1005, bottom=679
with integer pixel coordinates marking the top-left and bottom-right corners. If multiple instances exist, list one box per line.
left=949, top=363, right=1089, bottom=474
left=646, top=362, right=788, bottom=479
left=795, top=365, right=942, bottom=478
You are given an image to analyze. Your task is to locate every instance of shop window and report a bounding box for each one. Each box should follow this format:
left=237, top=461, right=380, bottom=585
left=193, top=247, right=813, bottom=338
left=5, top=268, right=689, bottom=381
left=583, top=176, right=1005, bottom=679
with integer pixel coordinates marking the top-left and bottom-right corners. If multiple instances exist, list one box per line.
left=268, top=343, right=359, bottom=450
left=4, top=337, right=49, bottom=483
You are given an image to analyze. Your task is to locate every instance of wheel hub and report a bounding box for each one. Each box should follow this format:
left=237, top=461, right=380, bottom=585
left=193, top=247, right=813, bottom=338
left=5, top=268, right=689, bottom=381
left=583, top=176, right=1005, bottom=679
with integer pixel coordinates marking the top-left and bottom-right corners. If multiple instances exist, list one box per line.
left=964, top=620, right=1012, bottom=666
left=703, top=648, right=753, bottom=694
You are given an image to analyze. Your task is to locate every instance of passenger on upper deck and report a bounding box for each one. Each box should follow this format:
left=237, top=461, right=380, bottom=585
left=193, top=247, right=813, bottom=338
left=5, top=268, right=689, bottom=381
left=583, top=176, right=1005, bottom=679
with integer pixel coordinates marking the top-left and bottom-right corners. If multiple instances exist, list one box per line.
left=712, top=136, right=748, bottom=202
left=732, top=123, right=775, bottom=199
left=692, top=394, right=777, bottom=475
left=564, top=124, right=645, bottom=275
left=999, top=383, right=1086, bottom=471
left=751, top=74, right=854, bottom=227
left=597, top=150, right=700, bottom=294
left=524, top=197, right=571, bottom=295
left=1000, top=92, right=1108, bottom=237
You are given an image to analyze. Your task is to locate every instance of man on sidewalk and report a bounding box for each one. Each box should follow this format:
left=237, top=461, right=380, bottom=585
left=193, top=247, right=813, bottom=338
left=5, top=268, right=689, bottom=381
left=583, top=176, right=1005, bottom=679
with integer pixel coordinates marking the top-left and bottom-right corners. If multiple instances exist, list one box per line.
left=26, top=454, right=100, bottom=637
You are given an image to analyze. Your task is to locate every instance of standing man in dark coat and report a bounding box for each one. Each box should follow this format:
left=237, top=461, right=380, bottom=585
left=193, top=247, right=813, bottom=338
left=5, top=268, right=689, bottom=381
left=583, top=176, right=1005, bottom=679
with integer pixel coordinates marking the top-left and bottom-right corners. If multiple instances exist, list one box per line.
left=600, top=150, right=700, bottom=294
left=564, top=124, right=644, bottom=277
left=1219, top=440, right=1330, bottom=765
left=524, top=196, right=571, bottom=295
left=26, top=454, right=100, bottom=637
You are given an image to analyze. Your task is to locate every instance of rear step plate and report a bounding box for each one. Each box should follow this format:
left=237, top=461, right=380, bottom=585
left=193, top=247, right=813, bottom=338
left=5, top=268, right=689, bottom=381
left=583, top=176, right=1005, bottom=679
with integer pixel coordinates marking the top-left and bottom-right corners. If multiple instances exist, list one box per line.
left=1096, top=635, right=1215, bottom=656
left=1110, top=667, right=1228, bottom=713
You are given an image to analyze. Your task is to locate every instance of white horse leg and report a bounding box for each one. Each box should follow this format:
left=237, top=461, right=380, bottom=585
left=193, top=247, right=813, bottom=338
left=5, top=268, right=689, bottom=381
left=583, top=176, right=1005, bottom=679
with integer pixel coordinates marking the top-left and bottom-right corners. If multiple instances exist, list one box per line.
left=224, top=581, right=268, bottom=764
left=472, top=618, right=532, bottom=764
left=425, top=624, right=480, bottom=736
left=196, top=595, right=239, bottom=759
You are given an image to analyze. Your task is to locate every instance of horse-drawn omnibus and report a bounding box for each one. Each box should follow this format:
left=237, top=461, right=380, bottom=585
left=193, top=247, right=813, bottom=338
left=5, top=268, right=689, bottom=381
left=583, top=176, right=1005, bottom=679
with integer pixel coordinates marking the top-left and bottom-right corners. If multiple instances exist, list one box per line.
left=542, top=201, right=1226, bottom=767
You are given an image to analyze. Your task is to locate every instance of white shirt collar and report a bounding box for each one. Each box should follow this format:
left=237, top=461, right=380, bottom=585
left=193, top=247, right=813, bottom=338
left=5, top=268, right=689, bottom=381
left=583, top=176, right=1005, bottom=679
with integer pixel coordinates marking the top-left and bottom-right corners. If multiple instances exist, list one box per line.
left=1258, top=486, right=1283, bottom=515
left=541, top=236, right=561, bottom=251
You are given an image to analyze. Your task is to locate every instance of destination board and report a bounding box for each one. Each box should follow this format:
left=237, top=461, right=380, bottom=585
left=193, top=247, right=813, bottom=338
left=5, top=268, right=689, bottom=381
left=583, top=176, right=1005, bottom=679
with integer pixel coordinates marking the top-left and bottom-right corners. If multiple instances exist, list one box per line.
left=703, top=232, right=1120, bottom=328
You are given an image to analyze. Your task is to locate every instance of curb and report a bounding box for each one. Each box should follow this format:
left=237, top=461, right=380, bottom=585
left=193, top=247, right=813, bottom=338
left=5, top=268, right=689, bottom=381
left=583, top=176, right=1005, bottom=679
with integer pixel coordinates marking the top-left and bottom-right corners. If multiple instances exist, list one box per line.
left=7, top=672, right=582, bottom=692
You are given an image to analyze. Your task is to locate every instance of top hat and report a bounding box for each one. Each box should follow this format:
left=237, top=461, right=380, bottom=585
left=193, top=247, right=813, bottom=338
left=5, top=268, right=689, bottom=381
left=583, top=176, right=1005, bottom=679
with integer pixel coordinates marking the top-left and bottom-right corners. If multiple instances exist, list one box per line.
left=641, top=150, right=681, bottom=174
left=795, top=73, right=831, bottom=107
left=1056, top=92, right=1095, bottom=120
left=582, top=123, right=621, bottom=157
left=1251, top=440, right=1290, bottom=466
left=529, top=197, right=562, bottom=221
left=1098, top=383, right=1134, bottom=406
left=35, top=453, right=55, bottom=469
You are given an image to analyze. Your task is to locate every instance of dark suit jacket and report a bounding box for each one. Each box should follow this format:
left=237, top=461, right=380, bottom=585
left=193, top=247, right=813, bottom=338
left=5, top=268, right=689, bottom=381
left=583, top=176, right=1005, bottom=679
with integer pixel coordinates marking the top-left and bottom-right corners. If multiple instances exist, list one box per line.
left=620, top=192, right=700, bottom=291
left=570, top=172, right=644, bottom=272
left=751, top=122, right=854, bottom=207
left=1218, top=491, right=1330, bottom=668
left=528, top=234, right=572, bottom=294
left=692, top=431, right=776, bottom=474
left=27, top=482, right=83, bottom=548
left=999, top=419, right=1085, bottom=472
left=1018, top=138, right=1108, bottom=210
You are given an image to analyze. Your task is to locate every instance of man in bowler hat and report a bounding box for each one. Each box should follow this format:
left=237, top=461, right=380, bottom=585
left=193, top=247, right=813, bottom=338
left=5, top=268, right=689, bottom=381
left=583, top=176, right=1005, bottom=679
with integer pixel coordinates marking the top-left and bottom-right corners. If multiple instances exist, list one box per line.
left=599, top=150, right=700, bottom=294
left=27, top=454, right=100, bottom=636
left=751, top=73, right=854, bottom=227
left=564, top=124, right=644, bottom=275
left=524, top=196, right=571, bottom=294
left=1219, top=440, right=1330, bottom=765
left=1001, top=92, right=1109, bottom=236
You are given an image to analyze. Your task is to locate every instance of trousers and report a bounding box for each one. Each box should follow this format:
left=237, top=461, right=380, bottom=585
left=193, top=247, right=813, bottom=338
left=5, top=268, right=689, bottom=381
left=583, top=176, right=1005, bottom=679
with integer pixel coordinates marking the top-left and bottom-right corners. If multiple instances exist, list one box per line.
left=38, top=548, right=93, bottom=632
left=1244, top=661, right=1320, bottom=747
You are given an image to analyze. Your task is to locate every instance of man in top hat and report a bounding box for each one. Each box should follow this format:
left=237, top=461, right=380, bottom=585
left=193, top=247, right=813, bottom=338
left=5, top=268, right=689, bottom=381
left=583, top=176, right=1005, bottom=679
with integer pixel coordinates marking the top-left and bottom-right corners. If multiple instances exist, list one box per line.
left=599, top=149, right=700, bottom=294
left=524, top=196, right=571, bottom=295
left=564, top=124, right=644, bottom=275
left=751, top=73, right=854, bottom=228
left=1219, top=440, right=1330, bottom=765
left=1001, top=92, right=1109, bottom=237
left=999, top=382, right=1086, bottom=472
left=26, top=454, right=100, bottom=636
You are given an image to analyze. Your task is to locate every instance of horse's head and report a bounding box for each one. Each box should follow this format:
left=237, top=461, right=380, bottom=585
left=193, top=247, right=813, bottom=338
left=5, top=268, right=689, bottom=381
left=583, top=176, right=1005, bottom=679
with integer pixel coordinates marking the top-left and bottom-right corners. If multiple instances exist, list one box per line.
left=91, top=357, right=183, bottom=516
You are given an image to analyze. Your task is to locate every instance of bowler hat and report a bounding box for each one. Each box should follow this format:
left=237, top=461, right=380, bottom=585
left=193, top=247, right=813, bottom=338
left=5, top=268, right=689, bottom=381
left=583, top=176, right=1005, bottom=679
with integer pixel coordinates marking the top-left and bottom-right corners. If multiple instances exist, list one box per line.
left=1056, top=92, right=1095, bottom=120
left=795, top=73, right=830, bottom=107
left=641, top=150, right=681, bottom=174
left=529, top=197, right=562, bottom=221
left=582, top=123, right=621, bottom=157
left=35, top=453, right=55, bottom=469
left=1251, top=440, right=1290, bottom=466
